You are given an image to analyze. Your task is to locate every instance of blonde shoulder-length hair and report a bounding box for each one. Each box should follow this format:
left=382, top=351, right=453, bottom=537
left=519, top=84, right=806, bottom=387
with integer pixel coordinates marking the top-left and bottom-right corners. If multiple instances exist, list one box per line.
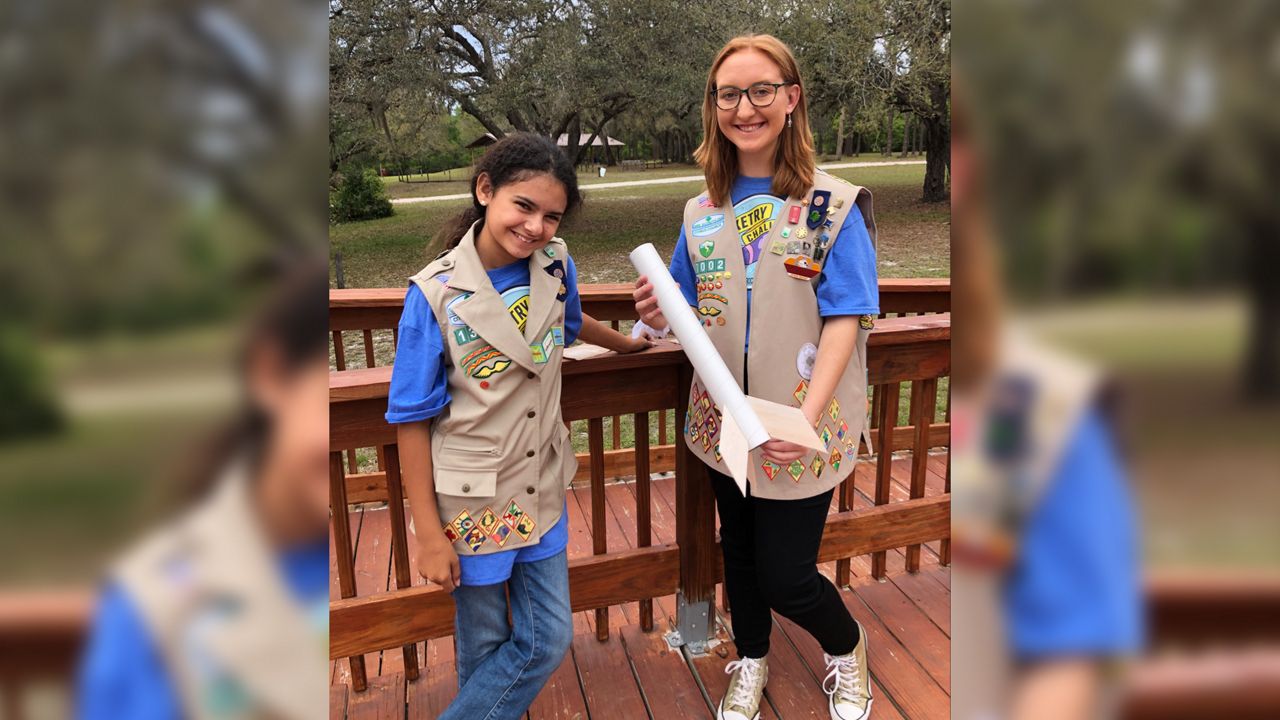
left=693, top=34, right=816, bottom=207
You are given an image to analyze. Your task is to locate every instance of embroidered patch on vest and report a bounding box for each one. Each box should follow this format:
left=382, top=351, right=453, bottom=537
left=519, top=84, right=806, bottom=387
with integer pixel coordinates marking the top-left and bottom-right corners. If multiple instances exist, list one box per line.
left=787, top=460, right=805, bottom=482
left=771, top=241, right=786, bottom=255
left=698, top=196, right=717, bottom=208
left=838, top=419, right=850, bottom=439
left=513, top=513, right=536, bottom=541
left=698, top=239, right=715, bottom=257
left=478, top=507, right=499, bottom=535
left=463, top=526, right=487, bottom=553
left=844, top=438, right=857, bottom=459
left=828, top=398, right=841, bottom=420
left=490, top=522, right=512, bottom=547
left=796, top=343, right=817, bottom=380
left=543, top=260, right=568, bottom=301
left=793, top=380, right=809, bottom=404
left=859, top=315, right=875, bottom=330
left=820, top=426, right=833, bottom=449
left=450, top=509, right=476, bottom=537
left=829, top=449, right=842, bottom=473
left=530, top=326, right=564, bottom=364
left=762, top=460, right=781, bottom=480
left=810, top=455, right=825, bottom=479
left=461, top=345, right=512, bottom=379
left=445, top=293, right=473, bottom=326
left=453, top=327, right=480, bottom=345
left=806, top=191, right=831, bottom=228
left=501, top=499, right=526, bottom=528
left=692, top=214, right=725, bottom=237
left=543, top=246, right=556, bottom=258
left=443, top=523, right=460, bottom=542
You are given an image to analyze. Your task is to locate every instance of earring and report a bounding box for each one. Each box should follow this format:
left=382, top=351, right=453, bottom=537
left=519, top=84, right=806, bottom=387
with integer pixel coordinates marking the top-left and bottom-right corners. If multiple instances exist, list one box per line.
left=786, top=113, right=793, bottom=128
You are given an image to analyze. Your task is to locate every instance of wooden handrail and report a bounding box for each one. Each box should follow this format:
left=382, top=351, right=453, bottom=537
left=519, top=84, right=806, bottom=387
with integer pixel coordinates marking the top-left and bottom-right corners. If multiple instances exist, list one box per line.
left=329, top=279, right=950, bottom=334
left=328, top=314, right=952, bottom=669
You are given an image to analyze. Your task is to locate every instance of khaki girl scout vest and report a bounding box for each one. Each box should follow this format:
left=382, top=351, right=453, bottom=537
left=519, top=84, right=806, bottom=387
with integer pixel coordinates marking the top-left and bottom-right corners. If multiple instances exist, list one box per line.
left=116, top=462, right=327, bottom=720
left=952, top=332, right=1106, bottom=720
left=408, top=222, right=578, bottom=557
left=681, top=169, right=877, bottom=500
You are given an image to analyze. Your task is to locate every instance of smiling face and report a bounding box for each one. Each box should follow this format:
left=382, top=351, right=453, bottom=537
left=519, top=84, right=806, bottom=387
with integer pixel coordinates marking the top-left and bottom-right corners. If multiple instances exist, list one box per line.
left=474, top=171, right=568, bottom=268
left=713, top=49, right=801, bottom=166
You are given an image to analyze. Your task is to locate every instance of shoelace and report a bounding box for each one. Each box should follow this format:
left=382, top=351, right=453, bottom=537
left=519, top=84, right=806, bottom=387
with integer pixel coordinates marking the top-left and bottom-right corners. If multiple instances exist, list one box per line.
left=822, top=653, right=862, bottom=701
left=724, top=658, right=765, bottom=708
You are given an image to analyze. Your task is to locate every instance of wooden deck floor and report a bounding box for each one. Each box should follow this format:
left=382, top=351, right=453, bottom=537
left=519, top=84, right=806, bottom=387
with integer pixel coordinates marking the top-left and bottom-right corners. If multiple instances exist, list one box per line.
left=331, top=455, right=950, bottom=719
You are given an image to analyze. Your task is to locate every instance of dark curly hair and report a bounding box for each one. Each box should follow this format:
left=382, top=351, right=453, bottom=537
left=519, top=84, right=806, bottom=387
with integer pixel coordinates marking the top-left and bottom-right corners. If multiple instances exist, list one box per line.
left=434, top=132, right=582, bottom=252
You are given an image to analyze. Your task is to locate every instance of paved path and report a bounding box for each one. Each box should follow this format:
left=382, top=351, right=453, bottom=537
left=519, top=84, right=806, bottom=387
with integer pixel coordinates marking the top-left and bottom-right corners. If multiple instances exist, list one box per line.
left=389, top=159, right=926, bottom=204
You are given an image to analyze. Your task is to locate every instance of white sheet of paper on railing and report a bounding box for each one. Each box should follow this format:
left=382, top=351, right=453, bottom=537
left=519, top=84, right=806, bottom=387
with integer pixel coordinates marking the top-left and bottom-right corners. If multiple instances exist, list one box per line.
left=629, top=243, right=824, bottom=495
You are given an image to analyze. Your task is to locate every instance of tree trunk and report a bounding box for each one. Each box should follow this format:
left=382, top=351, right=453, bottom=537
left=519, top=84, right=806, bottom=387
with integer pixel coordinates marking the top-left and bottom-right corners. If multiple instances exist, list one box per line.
left=921, top=84, right=950, bottom=202
left=855, top=131, right=862, bottom=156
left=899, top=115, right=910, bottom=157
left=883, top=106, right=895, bottom=156
left=836, top=108, right=846, bottom=161
left=1243, top=219, right=1280, bottom=400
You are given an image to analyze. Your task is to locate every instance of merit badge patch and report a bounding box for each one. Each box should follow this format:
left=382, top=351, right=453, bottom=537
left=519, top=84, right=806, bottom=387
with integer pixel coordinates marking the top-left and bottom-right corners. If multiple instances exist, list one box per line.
left=787, top=460, right=805, bottom=482
left=809, top=455, right=825, bottom=479
left=828, top=398, right=841, bottom=420
left=714, top=443, right=722, bottom=462
left=478, top=507, right=499, bottom=535
left=859, top=315, right=875, bottom=330
left=463, top=526, right=487, bottom=553
left=530, top=326, right=563, bottom=364
left=490, top=522, right=512, bottom=547
left=698, top=239, right=715, bottom=258
left=698, top=196, right=717, bottom=208
left=442, top=523, right=460, bottom=542
left=838, top=419, right=849, bottom=439
left=762, top=460, right=781, bottom=481
left=543, top=246, right=556, bottom=258
left=793, top=380, right=808, bottom=404
left=501, top=500, right=526, bottom=528
left=829, top=449, right=842, bottom=473
left=820, top=426, right=833, bottom=449
left=692, top=214, right=725, bottom=238
left=513, top=513, right=536, bottom=541
left=770, top=241, right=786, bottom=255
left=844, top=438, right=857, bottom=459
left=451, top=509, right=475, bottom=537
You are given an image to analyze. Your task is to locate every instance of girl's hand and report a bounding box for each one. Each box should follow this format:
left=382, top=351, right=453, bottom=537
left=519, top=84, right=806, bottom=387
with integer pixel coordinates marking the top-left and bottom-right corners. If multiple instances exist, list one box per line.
left=761, top=439, right=810, bottom=464
left=617, top=333, right=655, bottom=354
left=415, top=531, right=461, bottom=593
left=632, top=276, right=670, bottom=332
left=760, top=404, right=822, bottom=464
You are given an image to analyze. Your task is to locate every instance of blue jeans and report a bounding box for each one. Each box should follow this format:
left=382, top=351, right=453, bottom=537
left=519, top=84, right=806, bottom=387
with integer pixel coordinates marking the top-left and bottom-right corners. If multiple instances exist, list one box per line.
left=440, top=549, right=573, bottom=720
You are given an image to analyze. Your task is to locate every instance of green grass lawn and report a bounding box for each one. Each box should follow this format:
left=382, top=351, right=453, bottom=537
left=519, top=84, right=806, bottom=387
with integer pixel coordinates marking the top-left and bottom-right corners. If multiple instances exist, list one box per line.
left=332, top=162, right=949, bottom=288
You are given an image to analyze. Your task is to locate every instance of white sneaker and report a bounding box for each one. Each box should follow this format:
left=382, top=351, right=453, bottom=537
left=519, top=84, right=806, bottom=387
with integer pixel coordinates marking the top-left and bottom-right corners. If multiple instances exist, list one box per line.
left=717, top=656, right=768, bottom=720
left=824, top=622, right=872, bottom=720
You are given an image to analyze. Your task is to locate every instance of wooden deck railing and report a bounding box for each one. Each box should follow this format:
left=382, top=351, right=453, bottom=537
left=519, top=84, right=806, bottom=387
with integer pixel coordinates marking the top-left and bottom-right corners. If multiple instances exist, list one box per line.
left=329, top=302, right=953, bottom=692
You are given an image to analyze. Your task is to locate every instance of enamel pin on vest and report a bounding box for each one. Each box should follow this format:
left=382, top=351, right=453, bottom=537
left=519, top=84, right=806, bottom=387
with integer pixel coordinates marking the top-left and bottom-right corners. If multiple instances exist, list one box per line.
left=631, top=243, right=825, bottom=496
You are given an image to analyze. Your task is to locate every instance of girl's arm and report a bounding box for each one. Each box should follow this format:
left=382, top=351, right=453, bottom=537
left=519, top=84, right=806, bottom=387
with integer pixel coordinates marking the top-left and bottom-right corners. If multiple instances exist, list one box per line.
left=577, top=312, right=653, bottom=353
left=397, top=419, right=460, bottom=592
left=761, top=316, right=860, bottom=463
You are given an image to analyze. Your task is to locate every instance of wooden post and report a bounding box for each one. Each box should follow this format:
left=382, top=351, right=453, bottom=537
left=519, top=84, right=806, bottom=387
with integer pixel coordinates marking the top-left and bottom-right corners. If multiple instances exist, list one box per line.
left=675, top=362, right=716, bottom=650
left=382, top=445, right=420, bottom=680
left=332, top=330, right=346, bottom=371
left=589, top=418, right=609, bottom=640
left=941, top=383, right=952, bottom=566
left=634, top=412, right=654, bottom=631
left=329, top=452, right=367, bottom=691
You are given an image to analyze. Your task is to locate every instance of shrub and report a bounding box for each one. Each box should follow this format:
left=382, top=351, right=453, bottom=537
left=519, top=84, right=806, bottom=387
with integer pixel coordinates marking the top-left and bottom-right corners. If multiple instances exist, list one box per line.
left=0, top=325, right=64, bottom=442
left=331, top=169, right=394, bottom=223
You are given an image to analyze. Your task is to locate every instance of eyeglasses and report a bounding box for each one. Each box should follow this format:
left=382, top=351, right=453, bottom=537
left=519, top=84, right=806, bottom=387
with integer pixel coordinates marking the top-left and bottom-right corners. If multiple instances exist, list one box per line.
left=710, top=82, right=794, bottom=111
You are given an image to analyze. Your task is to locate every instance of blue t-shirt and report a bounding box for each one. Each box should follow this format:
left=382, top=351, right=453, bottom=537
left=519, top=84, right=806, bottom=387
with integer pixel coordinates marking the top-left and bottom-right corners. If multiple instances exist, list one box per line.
left=669, top=175, right=879, bottom=348
left=385, top=255, right=582, bottom=586
left=1004, top=408, right=1144, bottom=659
left=77, top=538, right=329, bottom=720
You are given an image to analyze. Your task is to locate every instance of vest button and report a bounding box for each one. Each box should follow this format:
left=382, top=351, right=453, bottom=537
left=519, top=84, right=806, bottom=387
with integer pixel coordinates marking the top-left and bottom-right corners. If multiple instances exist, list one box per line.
left=527, top=410, right=536, bottom=418
left=526, top=371, right=535, bottom=379
left=526, top=486, right=535, bottom=494
left=461, top=483, right=471, bottom=493
left=526, top=450, right=535, bottom=457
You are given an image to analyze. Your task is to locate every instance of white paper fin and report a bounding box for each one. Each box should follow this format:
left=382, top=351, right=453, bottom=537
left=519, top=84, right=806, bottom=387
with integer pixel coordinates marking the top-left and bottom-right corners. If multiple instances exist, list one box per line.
left=746, top=396, right=825, bottom=452
left=719, top=411, right=749, bottom=497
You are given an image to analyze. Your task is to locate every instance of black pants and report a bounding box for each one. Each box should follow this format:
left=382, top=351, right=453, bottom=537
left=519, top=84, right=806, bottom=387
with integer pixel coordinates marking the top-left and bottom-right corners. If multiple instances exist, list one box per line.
left=709, top=468, right=860, bottom=659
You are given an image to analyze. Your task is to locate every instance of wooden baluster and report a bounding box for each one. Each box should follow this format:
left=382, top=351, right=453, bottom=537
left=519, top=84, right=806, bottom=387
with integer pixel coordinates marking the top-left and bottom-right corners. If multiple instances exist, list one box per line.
left=634, top=412, right=653, bottom=631
left=589, top=418, right=608, bottom=640
left=329, top=452, right=367, bottom=691
left=346, top=448, right=358, bottom=475
left=332, top=330, right=346, bottom=371
left=382, top=445, right=420, bottom=680
left=362, top=329, right=375, bottom=369
left=906, top=378, right=937, bottom=572
left=659, top=409, right=668, bottom=447
left=610, top=321, right=621, bottom=452
left=871, top=382, right=899, bottom=580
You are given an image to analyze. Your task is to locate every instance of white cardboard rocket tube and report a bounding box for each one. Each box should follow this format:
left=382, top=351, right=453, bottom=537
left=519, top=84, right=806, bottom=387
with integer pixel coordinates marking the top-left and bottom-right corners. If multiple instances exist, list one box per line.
left=629, top=243, right=824, bottom=495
